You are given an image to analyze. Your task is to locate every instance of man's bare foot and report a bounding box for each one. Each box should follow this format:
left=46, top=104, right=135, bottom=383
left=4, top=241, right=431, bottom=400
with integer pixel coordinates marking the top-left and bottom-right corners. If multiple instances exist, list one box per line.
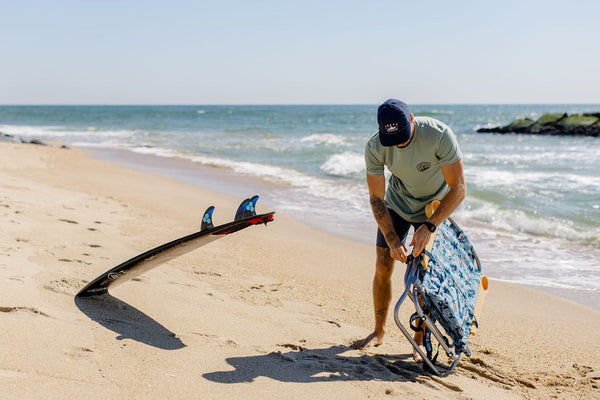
left=412, top=330, right=425, bottom=362
left=351, top=331, right=384, bottom=349
left=412, top=345, right=426, bottom=362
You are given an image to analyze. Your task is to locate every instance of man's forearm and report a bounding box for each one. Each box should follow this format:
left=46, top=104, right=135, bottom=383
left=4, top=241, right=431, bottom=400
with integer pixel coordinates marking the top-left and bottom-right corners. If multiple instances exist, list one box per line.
left=427, top=179, right=466, bottom=226
left=426, top=159, right=467, bottom=226
left=370, top=195, right=401, bottom=247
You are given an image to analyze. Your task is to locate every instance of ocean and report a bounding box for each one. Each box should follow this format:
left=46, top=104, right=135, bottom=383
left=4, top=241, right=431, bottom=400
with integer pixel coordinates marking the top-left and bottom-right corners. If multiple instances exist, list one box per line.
left=1, top=104, right=599, bottom=309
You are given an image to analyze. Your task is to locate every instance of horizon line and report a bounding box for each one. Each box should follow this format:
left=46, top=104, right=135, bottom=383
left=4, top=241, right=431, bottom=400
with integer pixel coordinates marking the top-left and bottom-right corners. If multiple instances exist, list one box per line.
left=2, top=102, right=600, bottom=107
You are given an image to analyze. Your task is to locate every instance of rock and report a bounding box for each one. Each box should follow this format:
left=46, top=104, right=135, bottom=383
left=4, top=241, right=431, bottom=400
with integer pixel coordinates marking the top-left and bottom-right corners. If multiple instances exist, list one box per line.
left=0, top=132, right=20, bottom=143
left=25, top=138, right=49, bottom=146
left=559, top=115, right=600, bottom=135
left=477, top=112, right=600, bottom=137
left=507, top=118, right=535, bottom=132
left=0, top=132, right=66, bottom=147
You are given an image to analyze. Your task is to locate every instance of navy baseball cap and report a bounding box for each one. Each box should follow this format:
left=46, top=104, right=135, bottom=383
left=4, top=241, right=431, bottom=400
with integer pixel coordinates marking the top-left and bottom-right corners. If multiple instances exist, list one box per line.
left=377, top=99, right=412, bottom=146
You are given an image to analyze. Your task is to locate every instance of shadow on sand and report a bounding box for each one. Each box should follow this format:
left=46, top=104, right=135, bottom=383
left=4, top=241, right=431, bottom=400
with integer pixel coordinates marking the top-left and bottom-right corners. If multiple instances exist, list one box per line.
left=74, top=294, right=186, bottom=350
left=203, top=344, right=435, bottom=383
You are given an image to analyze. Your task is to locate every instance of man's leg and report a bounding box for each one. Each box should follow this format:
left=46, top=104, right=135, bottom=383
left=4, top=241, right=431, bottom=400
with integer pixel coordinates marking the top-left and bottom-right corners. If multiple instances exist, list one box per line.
left=412, top=310, right=426, bottom=362
left=351, top=246, right=394, bottom=349
left=351, top=208, right=411, bottom=349
left=372, top=246, right=395, bottom=342
left=412, top=223, right=427, bottom=361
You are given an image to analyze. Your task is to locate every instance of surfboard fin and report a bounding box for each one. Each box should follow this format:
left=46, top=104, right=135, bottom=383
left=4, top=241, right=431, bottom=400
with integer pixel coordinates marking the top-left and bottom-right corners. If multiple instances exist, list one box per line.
left=201, top=206, right=215, bottom=231
left=234, top=195, right=259, bottom=221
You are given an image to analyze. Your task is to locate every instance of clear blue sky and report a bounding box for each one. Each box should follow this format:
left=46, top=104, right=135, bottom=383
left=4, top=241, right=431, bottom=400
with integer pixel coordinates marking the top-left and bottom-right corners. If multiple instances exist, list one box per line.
left=1, top=0, right=599, bottom=104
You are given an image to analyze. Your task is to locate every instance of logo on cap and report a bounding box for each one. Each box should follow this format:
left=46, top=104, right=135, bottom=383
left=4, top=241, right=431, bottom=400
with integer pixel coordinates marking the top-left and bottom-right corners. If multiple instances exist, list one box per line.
left=385, top=123, right=399, bottom=133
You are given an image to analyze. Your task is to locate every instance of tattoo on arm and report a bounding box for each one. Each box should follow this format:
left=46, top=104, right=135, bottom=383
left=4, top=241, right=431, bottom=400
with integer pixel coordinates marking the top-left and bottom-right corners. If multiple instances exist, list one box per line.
left=385, top=232, right=399, bottom=245
left=370, top=196, right=387, bottom=221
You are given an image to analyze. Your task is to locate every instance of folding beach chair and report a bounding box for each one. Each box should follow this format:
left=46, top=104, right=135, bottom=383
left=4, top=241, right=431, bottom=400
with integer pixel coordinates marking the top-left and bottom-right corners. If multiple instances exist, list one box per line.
left=393, top=207, right=485, bottom=376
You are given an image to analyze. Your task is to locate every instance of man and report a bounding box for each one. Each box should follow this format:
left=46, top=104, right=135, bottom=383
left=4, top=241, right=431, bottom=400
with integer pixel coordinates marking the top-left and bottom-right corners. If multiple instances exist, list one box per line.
left=352, top=99, right=466, bottom=359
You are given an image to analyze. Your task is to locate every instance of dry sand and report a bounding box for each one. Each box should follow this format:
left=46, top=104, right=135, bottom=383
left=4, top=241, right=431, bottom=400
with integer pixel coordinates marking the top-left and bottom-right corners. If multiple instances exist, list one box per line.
left=1, top=142, right=599, bottom=399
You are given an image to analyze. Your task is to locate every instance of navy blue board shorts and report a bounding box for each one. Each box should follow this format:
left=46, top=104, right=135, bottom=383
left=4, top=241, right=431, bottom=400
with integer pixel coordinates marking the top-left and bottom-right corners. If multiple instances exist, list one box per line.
left=376, top=208, right=423, bottom=248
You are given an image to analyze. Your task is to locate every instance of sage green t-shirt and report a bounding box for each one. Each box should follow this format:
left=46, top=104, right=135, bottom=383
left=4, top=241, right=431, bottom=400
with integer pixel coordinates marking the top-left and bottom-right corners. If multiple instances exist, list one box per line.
left=364, top=116, right=462, bottom=222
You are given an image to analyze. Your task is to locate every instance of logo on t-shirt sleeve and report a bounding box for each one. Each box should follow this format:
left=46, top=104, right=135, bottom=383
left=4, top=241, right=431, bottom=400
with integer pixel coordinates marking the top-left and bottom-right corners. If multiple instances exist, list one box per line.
left=416, top=161, right=431, bottom=172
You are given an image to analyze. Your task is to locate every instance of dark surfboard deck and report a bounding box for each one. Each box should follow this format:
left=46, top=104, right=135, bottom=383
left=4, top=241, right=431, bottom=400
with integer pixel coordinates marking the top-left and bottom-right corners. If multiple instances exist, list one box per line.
left=76, top=196, right=274, bottom=297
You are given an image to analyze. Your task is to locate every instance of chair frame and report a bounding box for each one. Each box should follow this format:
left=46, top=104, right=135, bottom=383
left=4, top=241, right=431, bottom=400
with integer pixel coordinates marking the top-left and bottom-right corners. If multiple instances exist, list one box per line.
left=393, top=217, right=481, bottom=376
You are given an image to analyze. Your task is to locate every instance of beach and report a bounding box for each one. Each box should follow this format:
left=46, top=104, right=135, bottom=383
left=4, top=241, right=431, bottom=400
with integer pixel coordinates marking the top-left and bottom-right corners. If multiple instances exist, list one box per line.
left=3, top=104, right=600, bottom=308
left=1, top=141, right=599, bottom=399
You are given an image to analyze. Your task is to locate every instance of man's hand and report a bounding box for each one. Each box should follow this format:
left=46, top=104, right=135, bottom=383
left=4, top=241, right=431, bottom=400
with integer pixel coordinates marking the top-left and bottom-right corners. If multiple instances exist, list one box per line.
left=389, top=242, right=409, bottom=263
left=367, top=173, right=411, bottom=261
left=410, top=225, right=432, bottom=257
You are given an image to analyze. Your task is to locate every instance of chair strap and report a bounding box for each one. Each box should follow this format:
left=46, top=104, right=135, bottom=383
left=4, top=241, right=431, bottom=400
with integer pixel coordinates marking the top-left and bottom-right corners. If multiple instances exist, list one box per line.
left=422, top=249, right=434, bottom=260
left=409, top=312, right=439, bottom=371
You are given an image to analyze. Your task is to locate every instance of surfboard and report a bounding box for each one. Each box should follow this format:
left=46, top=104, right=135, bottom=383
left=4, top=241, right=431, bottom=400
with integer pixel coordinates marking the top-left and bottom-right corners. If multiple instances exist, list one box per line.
left=76, top=196, right=274, bottom=297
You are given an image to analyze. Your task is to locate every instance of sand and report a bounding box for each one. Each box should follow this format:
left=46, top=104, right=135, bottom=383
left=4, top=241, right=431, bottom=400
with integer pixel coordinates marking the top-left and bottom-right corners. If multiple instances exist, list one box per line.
left=1, top=141, right=599, bottom=399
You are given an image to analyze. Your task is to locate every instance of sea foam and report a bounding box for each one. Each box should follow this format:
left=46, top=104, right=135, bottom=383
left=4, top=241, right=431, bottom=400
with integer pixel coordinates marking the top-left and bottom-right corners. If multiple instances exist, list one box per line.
left=0, top=124, right=131, bottom=139
left=320, top=151, right=365, bottom=176
left=300, top=133, right=348, bottom=146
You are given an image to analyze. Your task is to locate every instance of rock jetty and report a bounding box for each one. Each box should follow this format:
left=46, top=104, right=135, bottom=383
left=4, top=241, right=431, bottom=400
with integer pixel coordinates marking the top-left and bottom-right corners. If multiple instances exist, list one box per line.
left=0, top=132, right=70, bottom=148
left=477, top=113, right=600, bottom=137
left=0, top=132, right=49, bottom=145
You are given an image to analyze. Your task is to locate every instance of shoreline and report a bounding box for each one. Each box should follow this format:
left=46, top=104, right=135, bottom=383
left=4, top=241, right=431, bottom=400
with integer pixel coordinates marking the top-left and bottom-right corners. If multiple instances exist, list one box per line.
left=87, top=146, right=381, bottom=249
left=2, top=141, right=599, bottom=399
left=87, top=145, right=600, bottom=311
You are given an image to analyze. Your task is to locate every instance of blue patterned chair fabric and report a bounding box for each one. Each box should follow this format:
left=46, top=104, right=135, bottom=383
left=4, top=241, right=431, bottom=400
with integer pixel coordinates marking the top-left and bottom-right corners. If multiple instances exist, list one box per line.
left=416, top=219, right=481, bottom=351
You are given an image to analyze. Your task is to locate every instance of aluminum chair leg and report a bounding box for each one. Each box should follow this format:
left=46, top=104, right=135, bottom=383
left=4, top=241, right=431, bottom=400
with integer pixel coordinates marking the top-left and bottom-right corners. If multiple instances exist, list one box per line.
left=393, top=287, right=442, bottom=376
left=412, top=290, right=457, bottom=360
left=393, top=279, right=462, bottom=375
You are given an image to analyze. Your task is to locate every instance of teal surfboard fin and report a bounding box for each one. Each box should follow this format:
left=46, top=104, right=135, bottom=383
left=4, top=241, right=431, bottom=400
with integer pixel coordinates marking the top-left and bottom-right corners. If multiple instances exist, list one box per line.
left=201, top=206, right=215, bottom=231
left=234, top=195, right=258, bottom=221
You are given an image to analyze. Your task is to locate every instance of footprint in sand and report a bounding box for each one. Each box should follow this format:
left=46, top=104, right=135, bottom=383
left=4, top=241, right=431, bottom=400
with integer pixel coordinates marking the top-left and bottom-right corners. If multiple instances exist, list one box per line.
left=274, top=345, right=422, bottom=382
left=64, top=346, right=94, bottom=360
left=0, top=306, right=50, bottom=317
left=44, top=278, right=87, bottom=295
left=58, top=258, right=91, bottom=265
left=459, top=357, right=536, bottom=389
left=59, top=219, right=79, bottom=224
left=191, top=332, right=238, bottom=347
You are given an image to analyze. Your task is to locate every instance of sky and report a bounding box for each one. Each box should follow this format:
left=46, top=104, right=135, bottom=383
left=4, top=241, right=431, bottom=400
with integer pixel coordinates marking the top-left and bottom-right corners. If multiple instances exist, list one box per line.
left=1, top=0, right=599, bottom=105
